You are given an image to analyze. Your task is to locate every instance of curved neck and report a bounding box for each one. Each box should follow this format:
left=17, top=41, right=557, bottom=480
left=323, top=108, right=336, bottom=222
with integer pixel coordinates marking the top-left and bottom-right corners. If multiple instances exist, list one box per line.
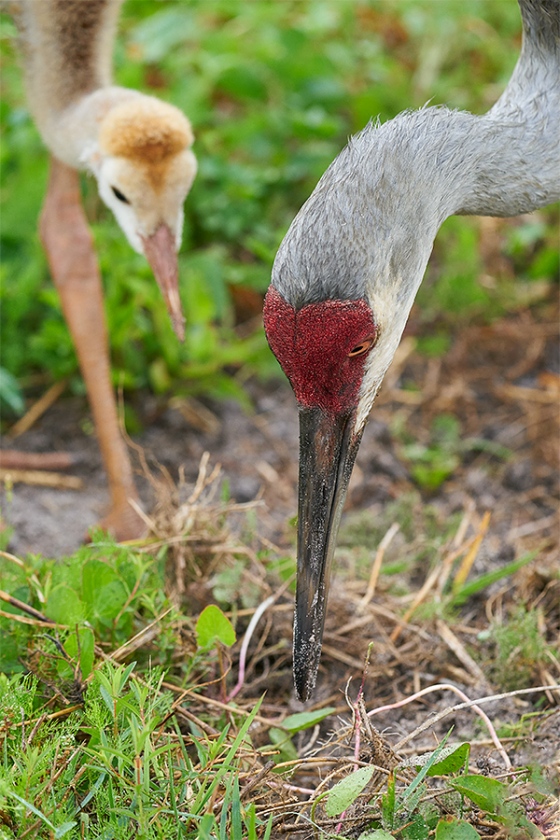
left=273, top=0, right=559, bottom=313
left=16, top=0, right=123, bottom=125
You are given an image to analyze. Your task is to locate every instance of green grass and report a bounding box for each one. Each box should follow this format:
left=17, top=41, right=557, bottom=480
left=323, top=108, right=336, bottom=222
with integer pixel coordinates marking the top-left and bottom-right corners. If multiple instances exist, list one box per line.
left=1, top=534, right=557, bottom=839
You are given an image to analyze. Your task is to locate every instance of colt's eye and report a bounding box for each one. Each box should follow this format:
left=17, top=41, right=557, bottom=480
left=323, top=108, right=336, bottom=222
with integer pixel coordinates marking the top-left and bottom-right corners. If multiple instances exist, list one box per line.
left=348, top=335, right=376, bottom=357
left=111, top=186, right=130, bottom=204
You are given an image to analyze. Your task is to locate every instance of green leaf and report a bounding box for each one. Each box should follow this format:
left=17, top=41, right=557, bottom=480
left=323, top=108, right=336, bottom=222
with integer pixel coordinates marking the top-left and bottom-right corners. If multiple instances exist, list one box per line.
left=280, top=707, right=335, bottom=733
left=452, top=553, right=537, bottom=603
left=46, top=584, right=85, bottom=624
left=449, top=775, right=507, bottom=814
left=267, top=727, right=298, bottom=763
left=198, top=813, right=217, bottom=839
left=196, top=604, right=236, bottom=649
left=54, top=823, right=78, bottom=839
left=82, top=559, right=128, bottom=624
left=435, top=817, right=481, bottom=839
left=359, top=830, right=397, bottom=840
left=63, top=626, right=95, bottom=679
left=412, top=743, right=470, bottom=777
left=5, top=791, right=57, bottom=831
left=193, top=697, right=263, bottom=813
left=402, top=813, right=430, bottom=839
left=381, top=771, right=395, bottom=829
left=0, top=366, right=24, bottom=414
left=325, top=765, right=375, bottom=817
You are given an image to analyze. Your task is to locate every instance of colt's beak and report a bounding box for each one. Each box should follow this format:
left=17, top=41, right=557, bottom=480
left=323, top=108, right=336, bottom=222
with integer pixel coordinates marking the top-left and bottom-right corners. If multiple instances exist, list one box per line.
left=142, top=224, right=185, bottom=340
left=294, top=406, right=363, bottom=701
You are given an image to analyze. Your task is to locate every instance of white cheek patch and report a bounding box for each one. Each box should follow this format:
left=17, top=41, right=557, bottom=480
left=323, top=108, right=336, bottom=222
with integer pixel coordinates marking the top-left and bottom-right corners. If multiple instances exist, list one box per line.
left=96, top=167, right=144, bottom=255
left=355, top=282, right=419, bottom=433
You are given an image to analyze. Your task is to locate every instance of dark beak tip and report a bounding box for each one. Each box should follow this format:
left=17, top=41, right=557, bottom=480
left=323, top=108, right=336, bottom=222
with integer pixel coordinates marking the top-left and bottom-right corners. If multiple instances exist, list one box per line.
left=294, top=676, right=314, bottom=703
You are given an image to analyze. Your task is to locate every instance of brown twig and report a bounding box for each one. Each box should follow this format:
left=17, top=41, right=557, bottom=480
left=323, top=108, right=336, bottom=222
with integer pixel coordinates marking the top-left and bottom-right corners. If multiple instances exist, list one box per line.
left=358, top=522, right=400, bottom=610
left=0, top=468, right=82, bottom=489
left=6, top=379, right=68, bottom=440
left=0, top=589, right=55, bottom=624
left=0, top=450, right=78, bottom=471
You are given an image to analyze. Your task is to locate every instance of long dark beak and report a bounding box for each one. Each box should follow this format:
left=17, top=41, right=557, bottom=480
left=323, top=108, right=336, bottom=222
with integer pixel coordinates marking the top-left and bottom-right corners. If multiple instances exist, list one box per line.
left=294, top=406, right=363, bottom=701
left=142, top=224, right=185, bottom=341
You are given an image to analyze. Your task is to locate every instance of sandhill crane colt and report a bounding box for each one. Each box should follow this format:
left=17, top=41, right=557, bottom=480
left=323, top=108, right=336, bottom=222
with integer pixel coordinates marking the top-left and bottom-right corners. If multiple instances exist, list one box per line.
left=7, top=0, right=197, bottom=540
left=264, top=0, right=560, bottom=700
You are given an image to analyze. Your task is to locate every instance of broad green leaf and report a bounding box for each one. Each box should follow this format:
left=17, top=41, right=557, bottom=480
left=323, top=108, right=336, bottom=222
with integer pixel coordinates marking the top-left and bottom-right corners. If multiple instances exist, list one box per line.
left=411, top=743, right=470, bottom=777
left=129, top=8, right=197, bottom=63
left=267, top=727, right=298, bottom=763
left=435, top=817, right=481, bottom=839
left=280, top=707, right=335, bottom=733
left=325, top=765, right=375, bottom=817
left=196, top=604, right=236, bottom=649
left=82, top=559, right=128, bottom=624
left=64, top=626, right=95, bottom=679
left=402, top=813, right=430, bottom=839
left=450, top=775, right=507, bottom=813
left=359, top=831, right=396, bottom=840
left=46, top=584, right=84, bottom=624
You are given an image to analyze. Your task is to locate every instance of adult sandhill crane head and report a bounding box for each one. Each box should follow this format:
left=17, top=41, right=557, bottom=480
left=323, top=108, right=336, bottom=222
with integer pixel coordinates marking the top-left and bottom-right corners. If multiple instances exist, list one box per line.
left=89, top=97, right=197, bottom=338
left=264, top=0, right=560, bottom=701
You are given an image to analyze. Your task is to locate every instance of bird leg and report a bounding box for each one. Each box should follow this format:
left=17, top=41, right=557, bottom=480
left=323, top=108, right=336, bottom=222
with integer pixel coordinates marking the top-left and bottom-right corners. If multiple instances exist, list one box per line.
left=39, top=156, right=145, bottom=542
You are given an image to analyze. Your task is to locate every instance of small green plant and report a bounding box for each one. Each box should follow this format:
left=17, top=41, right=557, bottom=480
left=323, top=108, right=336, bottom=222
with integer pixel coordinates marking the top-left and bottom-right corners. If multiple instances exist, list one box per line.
left=310, top=735, right=549, bottom=839
left=262, top=706, right=336, bottom=768
left=0, top=539, right=169, bottom=675
left=395, top=413, right=511, bottom=491
left=488, top=605, right=551, bottom=691
left=196, top=604, right=237, bottom=650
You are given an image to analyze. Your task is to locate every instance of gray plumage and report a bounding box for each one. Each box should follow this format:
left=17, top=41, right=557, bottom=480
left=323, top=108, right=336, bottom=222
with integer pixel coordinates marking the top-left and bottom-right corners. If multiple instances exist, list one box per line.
left=273, top=0, right=559, bottom=312
left=266, top=0, right=560, bottom=701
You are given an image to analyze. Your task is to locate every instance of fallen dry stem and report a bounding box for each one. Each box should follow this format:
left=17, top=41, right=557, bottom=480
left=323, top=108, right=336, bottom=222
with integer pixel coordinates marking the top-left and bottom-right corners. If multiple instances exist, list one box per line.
left=369, top=681, right=511, bottom=769
left=358, top=521, right=400, bottom=610
left=392, top=684, right=560, bottom=754
left=0, top=589, right=56, bottom=624
left=452, top=509, right=491, bottom=593
left=0, top=468, right=83, bottom=489
left=6, top=378, right=68, bottom=440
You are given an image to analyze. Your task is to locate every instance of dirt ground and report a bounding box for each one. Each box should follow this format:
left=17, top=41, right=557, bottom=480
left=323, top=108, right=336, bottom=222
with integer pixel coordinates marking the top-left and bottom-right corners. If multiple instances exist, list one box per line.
left=2, top=298, right=558, bottom=566
left=1, top=294, right=559, bottom=825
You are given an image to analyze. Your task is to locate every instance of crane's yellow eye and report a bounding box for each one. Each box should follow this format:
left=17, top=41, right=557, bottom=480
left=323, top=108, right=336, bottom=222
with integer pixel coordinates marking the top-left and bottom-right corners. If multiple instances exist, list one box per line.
left=348, top=335, right=375, bottom=357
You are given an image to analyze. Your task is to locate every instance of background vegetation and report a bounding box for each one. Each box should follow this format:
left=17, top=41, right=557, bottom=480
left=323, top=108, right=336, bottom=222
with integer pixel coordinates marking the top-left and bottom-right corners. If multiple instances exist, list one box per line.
left=1, top=0, right=557, bottom=412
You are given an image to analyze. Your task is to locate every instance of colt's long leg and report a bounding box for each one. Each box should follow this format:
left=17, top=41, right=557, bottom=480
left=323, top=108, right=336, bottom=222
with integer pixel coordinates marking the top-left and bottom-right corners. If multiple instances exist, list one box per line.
left=39, top=156, right=144, bottom=541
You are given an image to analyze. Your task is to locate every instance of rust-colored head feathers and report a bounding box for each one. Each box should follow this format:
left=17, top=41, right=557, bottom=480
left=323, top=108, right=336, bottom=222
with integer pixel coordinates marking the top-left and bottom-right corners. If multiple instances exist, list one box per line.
left=91, top=94, right=197, bottom=335
left=99, top=98, right=194, bottom=164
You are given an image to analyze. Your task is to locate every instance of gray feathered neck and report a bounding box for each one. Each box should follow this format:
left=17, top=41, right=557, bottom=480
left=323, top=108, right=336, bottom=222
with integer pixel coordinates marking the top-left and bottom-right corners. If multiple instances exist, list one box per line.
left=273, top=0, right=559, bottom=310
